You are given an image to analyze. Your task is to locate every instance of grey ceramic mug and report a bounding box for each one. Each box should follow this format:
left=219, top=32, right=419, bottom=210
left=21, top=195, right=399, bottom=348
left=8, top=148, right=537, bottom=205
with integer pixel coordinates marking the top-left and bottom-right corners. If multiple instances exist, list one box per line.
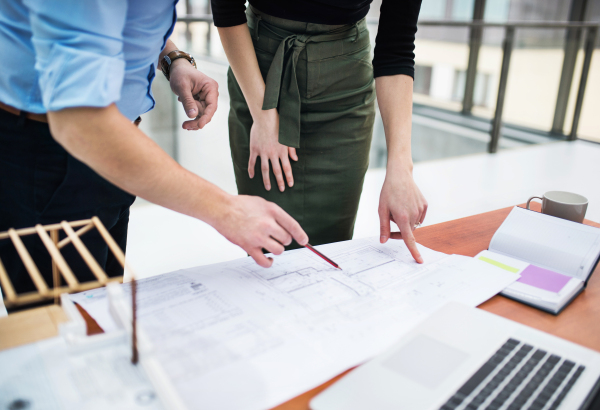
left=526, top=191, right=588, bottom=223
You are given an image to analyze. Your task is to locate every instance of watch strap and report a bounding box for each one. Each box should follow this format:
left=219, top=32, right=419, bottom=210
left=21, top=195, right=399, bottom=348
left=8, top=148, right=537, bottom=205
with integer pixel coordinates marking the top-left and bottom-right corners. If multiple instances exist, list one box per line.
left=160, top=50, right=197, bottom=81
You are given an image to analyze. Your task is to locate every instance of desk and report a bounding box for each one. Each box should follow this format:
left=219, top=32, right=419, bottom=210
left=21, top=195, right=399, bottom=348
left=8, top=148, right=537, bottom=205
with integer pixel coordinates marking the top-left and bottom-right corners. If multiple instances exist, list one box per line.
left=1, top=204, right=599, bottom=410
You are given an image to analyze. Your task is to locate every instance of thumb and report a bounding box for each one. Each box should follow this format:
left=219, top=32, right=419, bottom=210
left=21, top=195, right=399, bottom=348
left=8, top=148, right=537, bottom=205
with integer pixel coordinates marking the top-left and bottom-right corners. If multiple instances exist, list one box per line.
left=289, top=147, right=298, bottom=161
left=179, top=90, right=198, bottom=119
left=379, top=207, right=391, bottom=244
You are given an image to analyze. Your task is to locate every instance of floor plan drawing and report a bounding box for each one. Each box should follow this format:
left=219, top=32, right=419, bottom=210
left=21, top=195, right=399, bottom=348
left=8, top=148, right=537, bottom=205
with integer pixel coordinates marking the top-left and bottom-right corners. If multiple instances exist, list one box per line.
left=333, top=245, right=396, bottom=276
left=72, top=237, right=520, bottom=410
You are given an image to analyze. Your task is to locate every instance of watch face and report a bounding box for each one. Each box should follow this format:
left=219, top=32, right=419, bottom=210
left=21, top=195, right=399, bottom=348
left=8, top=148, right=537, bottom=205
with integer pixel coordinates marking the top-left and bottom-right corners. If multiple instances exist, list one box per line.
left=160, top=57, right=171, bottom=80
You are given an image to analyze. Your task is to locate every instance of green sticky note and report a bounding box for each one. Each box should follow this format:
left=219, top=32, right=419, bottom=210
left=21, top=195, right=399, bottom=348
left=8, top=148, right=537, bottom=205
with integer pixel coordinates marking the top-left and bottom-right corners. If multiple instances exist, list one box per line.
left=478, top=256, right=520, bottom=273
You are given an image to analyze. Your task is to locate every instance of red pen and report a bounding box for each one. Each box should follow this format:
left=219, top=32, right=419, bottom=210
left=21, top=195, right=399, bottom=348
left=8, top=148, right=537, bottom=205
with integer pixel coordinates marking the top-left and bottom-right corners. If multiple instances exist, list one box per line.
left=304, top=243, right=342, bottom=269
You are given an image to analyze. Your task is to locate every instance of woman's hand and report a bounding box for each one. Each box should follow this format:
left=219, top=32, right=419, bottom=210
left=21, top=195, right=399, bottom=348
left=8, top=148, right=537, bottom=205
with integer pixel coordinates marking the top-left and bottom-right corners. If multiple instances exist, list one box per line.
left=216, top=25, right=296, bottom=191
left=378, top=164, right=428, bottom=263
left=248, top=109, right=298, bottom=192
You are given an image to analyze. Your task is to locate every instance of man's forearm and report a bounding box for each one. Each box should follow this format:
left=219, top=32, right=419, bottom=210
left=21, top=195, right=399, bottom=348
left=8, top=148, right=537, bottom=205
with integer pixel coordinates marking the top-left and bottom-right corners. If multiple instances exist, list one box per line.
left=375, top=75, right=414, bottom=171
left=47, top=104, right=231, bottom=227
left=158, top=39, right=178, bottom=66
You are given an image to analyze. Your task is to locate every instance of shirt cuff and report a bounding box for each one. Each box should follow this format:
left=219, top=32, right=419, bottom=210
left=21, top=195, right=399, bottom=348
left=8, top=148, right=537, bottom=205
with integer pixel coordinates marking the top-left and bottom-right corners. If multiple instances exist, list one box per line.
left=38, top=43, right=125, bottom=111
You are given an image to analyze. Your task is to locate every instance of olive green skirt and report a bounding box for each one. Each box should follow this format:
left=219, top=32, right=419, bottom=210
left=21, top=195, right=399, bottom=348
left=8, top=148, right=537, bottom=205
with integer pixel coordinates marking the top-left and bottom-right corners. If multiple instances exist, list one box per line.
left=228, top=6, right=375, bottom=248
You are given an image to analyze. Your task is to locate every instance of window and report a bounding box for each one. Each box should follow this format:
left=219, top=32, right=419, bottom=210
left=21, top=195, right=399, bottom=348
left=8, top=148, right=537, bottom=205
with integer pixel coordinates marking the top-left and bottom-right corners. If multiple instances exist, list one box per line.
left=452, top=70, right=491, bottom=107
left=414, top=65, right=433, bottom=95
left=420, top=0, right=447, bottom=19
left=484, top=0, right=511, bottom=22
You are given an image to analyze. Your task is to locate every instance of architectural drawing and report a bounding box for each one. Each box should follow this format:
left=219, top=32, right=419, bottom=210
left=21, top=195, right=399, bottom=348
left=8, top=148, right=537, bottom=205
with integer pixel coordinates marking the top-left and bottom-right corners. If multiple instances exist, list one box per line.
left=73, top=237, right=519, bottom=410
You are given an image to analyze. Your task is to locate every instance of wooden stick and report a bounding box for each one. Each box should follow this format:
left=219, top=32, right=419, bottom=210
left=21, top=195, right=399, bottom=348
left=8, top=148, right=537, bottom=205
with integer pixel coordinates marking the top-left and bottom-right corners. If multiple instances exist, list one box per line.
left=91, top=217, right=126, bottom=268
left=50, top=230, right=60, bottom=305
left=60, top=221, right=108, bottom=285
left=57, top=223, right=94, bottom=249
left=3, top=276, right=123, bottom=308
left=0, top=220, right=90, bottom=240
left=131, top=276, right=138, bottom=364
left=36, top=225, right=79, bottom=289
left=0, top=257, right=17, bottom=302
left=8, top=229, right=49, bottom=295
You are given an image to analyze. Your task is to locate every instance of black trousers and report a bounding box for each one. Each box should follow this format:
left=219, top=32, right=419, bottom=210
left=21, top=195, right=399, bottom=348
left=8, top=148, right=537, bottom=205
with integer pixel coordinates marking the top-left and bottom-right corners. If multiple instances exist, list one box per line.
left=0, top=108, right=135, bottom=296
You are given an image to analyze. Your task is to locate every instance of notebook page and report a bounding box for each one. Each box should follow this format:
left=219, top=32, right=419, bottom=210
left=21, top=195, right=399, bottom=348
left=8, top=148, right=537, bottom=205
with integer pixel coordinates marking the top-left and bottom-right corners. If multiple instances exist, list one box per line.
left=489, top=207, right=600, bottom=280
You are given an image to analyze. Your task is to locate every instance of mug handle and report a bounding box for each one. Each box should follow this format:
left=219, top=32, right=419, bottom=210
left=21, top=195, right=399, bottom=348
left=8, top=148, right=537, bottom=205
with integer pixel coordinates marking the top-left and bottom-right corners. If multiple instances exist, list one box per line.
left=526, top=196, right=543, bottom=210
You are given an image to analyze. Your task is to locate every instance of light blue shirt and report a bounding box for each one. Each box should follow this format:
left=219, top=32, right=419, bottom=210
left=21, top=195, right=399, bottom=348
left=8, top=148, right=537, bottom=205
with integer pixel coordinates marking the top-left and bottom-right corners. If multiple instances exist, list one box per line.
left=0, top=0, right=177, bottom=121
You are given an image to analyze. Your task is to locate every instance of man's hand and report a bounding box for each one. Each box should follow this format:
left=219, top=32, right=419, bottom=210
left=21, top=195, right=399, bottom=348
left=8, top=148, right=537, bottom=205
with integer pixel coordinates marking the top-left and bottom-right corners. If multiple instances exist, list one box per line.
left=48, top=105, right=307, bottom=269
left=248, top=109, right=297, bottom=192
left=169, top=59, right=219, bottom=130
left=378, top=165, right=428, bottom=264
left=214, top=195, right=308, bottom=267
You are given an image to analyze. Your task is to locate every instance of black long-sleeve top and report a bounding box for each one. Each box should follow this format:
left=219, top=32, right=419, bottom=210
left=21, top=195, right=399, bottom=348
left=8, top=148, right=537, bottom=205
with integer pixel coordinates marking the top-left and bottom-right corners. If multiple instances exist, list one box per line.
left=210, top=0, right=422, bottom=79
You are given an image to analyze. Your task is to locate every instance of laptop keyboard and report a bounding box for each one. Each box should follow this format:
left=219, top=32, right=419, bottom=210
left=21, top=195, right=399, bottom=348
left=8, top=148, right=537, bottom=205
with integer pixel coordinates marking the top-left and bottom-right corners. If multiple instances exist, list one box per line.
left=439, top=338, right=585, bottom=410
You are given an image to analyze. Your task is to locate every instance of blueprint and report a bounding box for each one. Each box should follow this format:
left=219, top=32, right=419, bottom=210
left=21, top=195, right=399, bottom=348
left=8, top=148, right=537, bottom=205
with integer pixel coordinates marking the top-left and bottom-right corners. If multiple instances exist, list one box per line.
left=72, top=237, right=518, bottom=410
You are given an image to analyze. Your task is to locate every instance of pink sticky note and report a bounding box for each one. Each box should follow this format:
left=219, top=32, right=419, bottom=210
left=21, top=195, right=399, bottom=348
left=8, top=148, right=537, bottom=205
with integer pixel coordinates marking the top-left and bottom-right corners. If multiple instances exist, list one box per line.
left=517, top=265, right=571, bottom=293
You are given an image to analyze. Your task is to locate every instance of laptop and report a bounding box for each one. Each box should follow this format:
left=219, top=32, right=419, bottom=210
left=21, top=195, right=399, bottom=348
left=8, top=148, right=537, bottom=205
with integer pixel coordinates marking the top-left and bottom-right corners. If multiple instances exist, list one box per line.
left=310, top=302, right=600, bottom=410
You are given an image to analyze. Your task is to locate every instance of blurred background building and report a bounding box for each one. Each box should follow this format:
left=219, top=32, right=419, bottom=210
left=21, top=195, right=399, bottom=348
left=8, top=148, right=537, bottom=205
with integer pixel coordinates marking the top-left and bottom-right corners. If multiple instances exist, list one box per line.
left=126, top=0, right=600, bottom=279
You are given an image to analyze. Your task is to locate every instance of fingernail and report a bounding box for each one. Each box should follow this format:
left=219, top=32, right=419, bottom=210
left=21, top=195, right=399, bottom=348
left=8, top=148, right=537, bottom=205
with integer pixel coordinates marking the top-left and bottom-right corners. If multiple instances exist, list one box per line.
left=266, top=185, right=271, bottom=191
left=289, top=181, right=294, bottom=187
left=187, top=109, right=197, bottom=117
left=380, top=235, right=387, bottom=243
left=279, top=185, right=284, bottom=192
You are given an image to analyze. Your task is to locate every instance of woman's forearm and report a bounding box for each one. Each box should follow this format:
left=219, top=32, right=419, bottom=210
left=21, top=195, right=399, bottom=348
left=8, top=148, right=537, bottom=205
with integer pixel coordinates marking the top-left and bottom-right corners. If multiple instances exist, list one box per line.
left=375, top=74, right=414, bottom=172
left=217, top=24, right=269, bottom=119
left=218, top=24, right=295, bottom=192
left=375, top=74, right=427, bottom=263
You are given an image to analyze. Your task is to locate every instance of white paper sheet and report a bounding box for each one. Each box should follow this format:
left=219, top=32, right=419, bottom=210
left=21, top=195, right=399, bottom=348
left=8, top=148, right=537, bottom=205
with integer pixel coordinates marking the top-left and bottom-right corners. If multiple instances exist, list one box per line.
left=70, top=285, right=120, bottom=333
left=0, top=335, right=163, bottom=410
left=72, top=237, right=518, bottom=410
left=0, top=286, right=7, bottom=317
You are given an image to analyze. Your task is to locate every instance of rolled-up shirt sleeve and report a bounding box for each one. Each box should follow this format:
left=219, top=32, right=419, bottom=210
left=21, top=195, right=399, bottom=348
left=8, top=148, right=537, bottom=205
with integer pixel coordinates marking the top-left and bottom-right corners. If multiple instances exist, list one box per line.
left=24, top=0, right=128, bottom=111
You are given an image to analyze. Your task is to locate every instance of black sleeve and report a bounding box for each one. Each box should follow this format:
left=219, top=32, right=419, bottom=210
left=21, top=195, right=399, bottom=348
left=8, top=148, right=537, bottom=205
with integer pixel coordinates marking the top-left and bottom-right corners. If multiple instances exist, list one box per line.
left=210, top=0, right=247, bottom=27
left=373, top=0, right=422, bottom=79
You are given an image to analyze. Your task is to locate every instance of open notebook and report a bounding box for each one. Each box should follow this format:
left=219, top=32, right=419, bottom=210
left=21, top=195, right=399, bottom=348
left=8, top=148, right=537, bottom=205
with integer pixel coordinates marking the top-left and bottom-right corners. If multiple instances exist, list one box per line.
left=476, top=207, right=600, bottom=314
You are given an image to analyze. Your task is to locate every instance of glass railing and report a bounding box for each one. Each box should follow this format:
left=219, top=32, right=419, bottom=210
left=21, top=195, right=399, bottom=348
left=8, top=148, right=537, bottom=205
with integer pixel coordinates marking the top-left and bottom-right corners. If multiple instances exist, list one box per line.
left=412, top=20, right=599, bottom=150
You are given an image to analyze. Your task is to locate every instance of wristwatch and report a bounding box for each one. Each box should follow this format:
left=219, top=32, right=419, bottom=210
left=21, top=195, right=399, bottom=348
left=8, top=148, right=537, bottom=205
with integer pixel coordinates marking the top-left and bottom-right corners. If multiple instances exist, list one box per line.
left=160, top=50, right=197, bottom=81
